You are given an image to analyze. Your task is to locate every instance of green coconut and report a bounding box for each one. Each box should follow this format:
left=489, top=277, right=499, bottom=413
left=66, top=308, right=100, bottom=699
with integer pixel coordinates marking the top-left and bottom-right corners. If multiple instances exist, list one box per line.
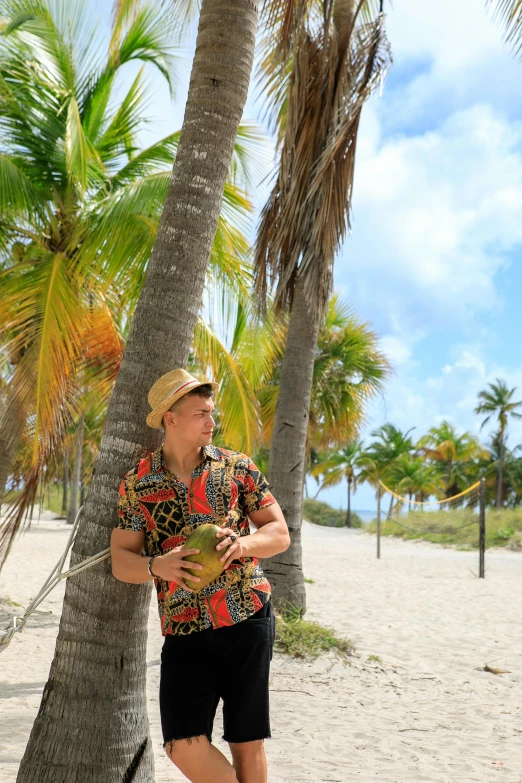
left=182, top=523, right=226, bottom=592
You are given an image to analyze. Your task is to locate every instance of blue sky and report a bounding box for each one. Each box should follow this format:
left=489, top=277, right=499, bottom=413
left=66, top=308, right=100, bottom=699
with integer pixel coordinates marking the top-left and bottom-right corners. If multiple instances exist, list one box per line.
left=92, top=0, right=522, bottom=512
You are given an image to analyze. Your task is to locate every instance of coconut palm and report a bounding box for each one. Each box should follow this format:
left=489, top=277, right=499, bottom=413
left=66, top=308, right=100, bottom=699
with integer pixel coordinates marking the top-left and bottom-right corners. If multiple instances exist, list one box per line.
left=386, top=453, right=441, bottom=511
left=366, top=423, right=415, bottom=515
left=260, top=292, right=391, bottom=476
left=14, top=0, right=260, bottom=778
left=253, top=0, right=391, bottom=612
left=0, top=0, right=266, bottom=558
left=309, top=440, right=366, bottom=526
left=475, top=379, right=522, bottom=508
left=416, top=421, right=486, bottom=498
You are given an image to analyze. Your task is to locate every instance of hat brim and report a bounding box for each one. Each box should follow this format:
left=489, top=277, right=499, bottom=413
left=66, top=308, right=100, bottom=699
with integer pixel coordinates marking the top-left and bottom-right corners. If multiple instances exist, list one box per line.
left=146, top=381, right=219, bottom=429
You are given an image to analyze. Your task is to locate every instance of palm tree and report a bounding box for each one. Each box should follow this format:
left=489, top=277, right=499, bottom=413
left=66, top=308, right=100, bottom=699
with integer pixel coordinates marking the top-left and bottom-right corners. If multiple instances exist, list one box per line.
left=0, top=0, right=265, bottom=552
left=309, top=440, right=365, bottom=526
left=366, top=423, right=415, bottom=517
left=386, top=454, right=440, bottom=511
left=13, top=0, right=260, bottom=779
left=253, top=0, right=391, bottom=612
left=475, top=379, right=522, bottom=508
left=416, top=421, right=486, bottom=498
left=260, top=293, right=391, bottom=493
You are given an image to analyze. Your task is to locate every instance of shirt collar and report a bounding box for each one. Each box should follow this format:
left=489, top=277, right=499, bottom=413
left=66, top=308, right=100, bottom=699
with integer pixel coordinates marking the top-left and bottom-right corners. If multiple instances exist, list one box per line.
left=152, top=443, right=223, bottom=473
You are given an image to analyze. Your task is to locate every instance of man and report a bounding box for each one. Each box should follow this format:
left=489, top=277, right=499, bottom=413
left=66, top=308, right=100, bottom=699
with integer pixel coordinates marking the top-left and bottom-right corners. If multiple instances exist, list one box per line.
left=110, top=368, right=290, bottom=783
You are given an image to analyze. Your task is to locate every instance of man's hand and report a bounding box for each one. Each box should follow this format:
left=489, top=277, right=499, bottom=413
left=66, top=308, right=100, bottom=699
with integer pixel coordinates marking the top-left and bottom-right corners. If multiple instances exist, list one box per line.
left=215, top=528, right=245, bottom=569
left=152, top=547, right=204, bottom=593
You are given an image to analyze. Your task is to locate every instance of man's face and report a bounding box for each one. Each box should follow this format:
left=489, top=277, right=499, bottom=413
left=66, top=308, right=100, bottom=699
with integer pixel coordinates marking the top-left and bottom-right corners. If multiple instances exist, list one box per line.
left=163, top=395, right=216, bottom=445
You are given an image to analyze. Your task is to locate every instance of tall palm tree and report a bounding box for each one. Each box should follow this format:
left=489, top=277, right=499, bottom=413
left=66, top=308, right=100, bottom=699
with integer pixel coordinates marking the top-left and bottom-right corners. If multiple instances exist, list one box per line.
left=253, top=0, right=391, bottom=613
left=14, top=0, right=260, bottom=778
left=475, top=378, right=522, bottom=508
left=0, top=0, right=265, bottom=557
left=309, top=440, right=365, bottom=526
left=416, top=421, right=486, bottom=498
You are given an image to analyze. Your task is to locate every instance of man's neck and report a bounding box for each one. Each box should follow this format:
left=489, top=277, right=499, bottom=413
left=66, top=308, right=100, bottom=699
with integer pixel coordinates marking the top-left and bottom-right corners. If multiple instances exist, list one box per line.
left=161, top=440, right=204, bottom=476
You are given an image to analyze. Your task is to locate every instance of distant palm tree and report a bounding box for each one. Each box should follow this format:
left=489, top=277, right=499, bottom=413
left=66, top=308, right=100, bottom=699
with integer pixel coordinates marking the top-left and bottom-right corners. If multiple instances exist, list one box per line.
left=416, top=421, right=486, bottom=497
left=366, top=423, right=415, bottom=517
left=475, top=379, right=522, bottom=507
left=309, top=440, right=366, bottom=526
left=386, top=454, right=440, bottom=511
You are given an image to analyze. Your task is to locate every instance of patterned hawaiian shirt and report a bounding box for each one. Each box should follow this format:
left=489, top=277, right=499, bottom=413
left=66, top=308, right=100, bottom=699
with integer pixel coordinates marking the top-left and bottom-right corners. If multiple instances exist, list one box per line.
left=116, top=443, right=277, bottom=636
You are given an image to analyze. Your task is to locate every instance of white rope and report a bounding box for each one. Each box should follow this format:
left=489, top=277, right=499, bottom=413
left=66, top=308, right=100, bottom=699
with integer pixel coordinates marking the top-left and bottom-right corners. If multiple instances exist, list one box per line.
left=0, top=505, right=111, bottom=652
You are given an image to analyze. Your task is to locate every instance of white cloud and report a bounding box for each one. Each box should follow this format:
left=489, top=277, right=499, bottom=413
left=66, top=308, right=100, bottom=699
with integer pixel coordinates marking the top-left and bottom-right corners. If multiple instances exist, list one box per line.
left=339, top=104, right=522, bottom=334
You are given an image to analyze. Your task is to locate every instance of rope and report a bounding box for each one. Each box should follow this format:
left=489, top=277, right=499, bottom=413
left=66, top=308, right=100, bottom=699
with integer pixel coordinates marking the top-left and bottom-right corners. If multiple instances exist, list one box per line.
left=378, top=479, right=481, bottom=506
left=388, top=517, right=478, bottom=535
left=0, top=506, right=110, bottom=652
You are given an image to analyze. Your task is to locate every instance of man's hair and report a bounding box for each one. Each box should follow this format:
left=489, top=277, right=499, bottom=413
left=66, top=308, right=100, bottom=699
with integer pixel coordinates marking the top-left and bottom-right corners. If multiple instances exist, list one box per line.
left=163, top=383, right=215, bottom=426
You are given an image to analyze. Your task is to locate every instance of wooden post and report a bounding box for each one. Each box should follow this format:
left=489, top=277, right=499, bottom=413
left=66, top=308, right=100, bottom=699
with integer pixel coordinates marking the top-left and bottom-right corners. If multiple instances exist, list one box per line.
left=377, top=482, right=381, bottom=560
left=479, top=477, right=486, bottom=578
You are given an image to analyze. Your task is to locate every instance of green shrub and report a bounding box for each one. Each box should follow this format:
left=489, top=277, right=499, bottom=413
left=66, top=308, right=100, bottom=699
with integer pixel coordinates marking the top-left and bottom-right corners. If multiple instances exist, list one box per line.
left=366, top=507, right=522, bottom=549
left=274, top=603, right=355, bottom=659
left=303, top=498, right=363, bottom=528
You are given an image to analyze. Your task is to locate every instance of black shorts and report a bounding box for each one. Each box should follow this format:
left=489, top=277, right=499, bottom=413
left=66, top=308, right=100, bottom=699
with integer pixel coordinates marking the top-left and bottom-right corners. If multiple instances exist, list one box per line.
left=159, top=599, right=275, bottom=747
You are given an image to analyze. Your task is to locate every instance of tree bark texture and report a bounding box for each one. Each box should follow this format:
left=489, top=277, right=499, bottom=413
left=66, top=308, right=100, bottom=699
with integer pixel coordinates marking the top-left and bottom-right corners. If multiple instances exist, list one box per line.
left=16, top=2, right=258, bottom=781
left=259, top=275, right=321, bottom=615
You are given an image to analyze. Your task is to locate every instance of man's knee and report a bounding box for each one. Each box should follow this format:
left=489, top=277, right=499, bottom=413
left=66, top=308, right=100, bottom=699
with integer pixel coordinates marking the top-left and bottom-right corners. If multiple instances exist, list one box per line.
left=229, top=739, right=265, bottom=758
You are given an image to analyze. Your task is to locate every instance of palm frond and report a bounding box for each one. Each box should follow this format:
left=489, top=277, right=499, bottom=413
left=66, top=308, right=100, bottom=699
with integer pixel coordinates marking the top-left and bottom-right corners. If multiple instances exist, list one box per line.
left=65, top=96, right=106, bottom=191
left=254, top=5, right=392, bottom=323
left=192, top=318, right=262, bottom=455
left=486, top=0, right=522, bottom=58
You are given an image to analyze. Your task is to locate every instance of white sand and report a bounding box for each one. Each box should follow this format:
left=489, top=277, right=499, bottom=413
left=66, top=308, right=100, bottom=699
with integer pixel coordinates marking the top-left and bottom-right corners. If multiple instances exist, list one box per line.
left=1, top=514, right=521, bottom=783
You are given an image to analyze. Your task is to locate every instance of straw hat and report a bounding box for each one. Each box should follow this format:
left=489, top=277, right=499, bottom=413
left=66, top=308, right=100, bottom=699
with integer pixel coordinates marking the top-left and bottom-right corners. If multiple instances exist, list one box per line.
left=146, top=368, right=219, bottom=429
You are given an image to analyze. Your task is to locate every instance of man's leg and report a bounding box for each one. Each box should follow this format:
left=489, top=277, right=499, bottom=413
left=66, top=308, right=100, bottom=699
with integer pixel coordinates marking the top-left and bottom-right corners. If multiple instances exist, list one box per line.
left=229, top=740, right=267, bottom=783
left=165, top=734, right=239, bottom=783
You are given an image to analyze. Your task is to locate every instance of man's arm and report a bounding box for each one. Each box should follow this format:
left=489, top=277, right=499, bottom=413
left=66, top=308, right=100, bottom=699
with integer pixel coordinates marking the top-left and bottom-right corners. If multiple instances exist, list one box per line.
left=110, top=528, right=154, bottom=584
left=237, top=501, right=290, bottom=559
left=111, top=528, right=204, bottom=591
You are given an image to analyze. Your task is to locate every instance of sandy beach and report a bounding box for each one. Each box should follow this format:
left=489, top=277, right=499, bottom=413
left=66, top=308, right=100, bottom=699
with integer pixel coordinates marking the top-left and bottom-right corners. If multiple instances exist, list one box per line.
left=1, top=514, right=521, bottom=783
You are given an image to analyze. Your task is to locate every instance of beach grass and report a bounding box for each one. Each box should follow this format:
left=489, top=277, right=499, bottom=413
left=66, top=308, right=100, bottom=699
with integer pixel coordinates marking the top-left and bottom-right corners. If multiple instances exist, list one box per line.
left=274, top=603, right=355, bottom=660
left=366, top=507, right=522, bottom=550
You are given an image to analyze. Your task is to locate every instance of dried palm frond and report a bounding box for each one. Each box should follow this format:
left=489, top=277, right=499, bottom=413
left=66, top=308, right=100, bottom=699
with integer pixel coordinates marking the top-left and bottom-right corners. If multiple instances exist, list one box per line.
left=254, top=1, right=391, bottom=325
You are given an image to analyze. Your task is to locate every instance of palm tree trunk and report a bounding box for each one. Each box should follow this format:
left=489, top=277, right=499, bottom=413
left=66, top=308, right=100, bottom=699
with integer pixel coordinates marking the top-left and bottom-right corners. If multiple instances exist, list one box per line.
left=16, top=2, right=259, bottom=781
left=386, top=493, right=394, bottom=519
left=67, top=415, right=84, bottom=525
left=345, top=478, right=352, bottom=527
left=497, top=434, right=504, bottom=508
left=259, top=275, right=321, bottom=615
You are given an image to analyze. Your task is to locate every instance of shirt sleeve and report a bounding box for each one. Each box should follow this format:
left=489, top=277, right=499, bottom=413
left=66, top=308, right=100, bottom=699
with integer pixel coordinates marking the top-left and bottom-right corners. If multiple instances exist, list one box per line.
left=116, top=474, right=146, bottom=532
left=241, top=458, right=277, bottom=515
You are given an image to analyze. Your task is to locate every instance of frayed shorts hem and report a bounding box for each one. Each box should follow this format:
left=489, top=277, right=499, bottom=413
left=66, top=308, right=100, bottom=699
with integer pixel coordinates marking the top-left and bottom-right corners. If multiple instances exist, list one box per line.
left=163, top=733, right=212, bottom=751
